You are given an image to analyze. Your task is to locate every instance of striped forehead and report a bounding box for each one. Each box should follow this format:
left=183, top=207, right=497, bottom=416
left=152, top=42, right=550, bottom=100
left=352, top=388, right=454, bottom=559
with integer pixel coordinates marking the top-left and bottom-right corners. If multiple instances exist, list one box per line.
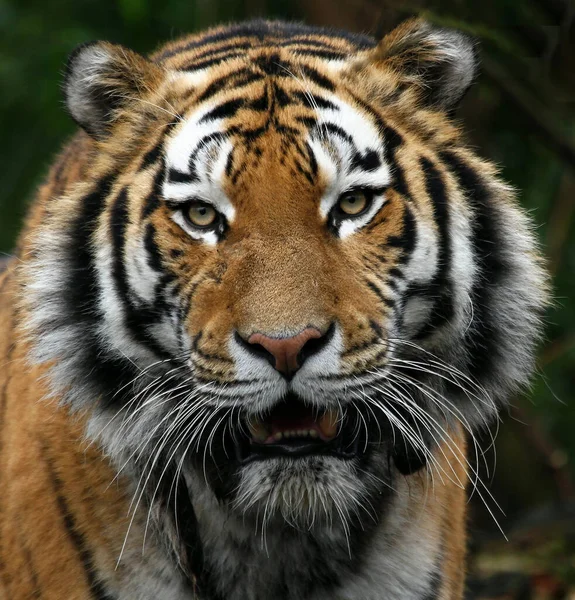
left=307, top=95, right=391, bottom=215
left=163, top=103, right=235, bottom=220
left=162, top=85, right=390, bottom=211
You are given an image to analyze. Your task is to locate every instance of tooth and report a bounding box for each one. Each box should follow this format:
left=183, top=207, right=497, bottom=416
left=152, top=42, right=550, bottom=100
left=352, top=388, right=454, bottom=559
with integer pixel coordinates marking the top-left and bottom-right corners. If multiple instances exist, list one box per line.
left=310, top=429, right=318, bottom=438
left=318, top=410, right=339, bottom=440
left=248, top=420, right=269, bottom=443
left=274, top=432, right=283, bottom=441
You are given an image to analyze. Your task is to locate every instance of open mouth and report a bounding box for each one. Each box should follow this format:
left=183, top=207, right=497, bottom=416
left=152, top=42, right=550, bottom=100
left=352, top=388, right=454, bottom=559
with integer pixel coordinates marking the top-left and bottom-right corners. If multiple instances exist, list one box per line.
left=235, top=394, right=362, bottom=463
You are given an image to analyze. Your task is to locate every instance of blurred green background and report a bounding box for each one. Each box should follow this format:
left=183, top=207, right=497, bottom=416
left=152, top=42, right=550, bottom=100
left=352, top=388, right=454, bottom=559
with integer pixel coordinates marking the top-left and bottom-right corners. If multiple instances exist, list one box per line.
left=1, top=0, right=574, bottom=596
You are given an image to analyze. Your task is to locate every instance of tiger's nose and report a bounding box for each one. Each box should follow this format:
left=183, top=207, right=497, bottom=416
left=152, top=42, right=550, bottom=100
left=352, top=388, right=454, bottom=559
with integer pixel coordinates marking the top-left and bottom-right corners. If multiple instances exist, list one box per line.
left=239, top=326, right=330, bottom=379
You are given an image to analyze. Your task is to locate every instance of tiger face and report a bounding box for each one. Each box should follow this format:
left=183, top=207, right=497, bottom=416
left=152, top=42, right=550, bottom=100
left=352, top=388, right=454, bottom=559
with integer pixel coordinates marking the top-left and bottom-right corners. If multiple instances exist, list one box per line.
left=23, top=19, right=547, bottom=550
left=160, top=80, right=404, bottom=523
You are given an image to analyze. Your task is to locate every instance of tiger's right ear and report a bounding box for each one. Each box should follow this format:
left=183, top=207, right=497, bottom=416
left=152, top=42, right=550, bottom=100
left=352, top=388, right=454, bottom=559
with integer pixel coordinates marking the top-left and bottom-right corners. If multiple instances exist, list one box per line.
left=63, top=41, right=164, bottom=139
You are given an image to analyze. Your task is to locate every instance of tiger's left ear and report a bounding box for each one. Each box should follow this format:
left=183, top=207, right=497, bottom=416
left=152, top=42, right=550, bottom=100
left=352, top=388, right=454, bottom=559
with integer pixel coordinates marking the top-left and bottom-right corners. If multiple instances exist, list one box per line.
left=63, top=41, right=165, bottom=139
left=355, top=18, right=478, bottom=109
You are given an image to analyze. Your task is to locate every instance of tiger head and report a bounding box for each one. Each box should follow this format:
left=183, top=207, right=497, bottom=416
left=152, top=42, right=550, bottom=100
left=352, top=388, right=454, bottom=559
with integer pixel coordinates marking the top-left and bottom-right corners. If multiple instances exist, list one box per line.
left=23, top=20, right=547, bottom=538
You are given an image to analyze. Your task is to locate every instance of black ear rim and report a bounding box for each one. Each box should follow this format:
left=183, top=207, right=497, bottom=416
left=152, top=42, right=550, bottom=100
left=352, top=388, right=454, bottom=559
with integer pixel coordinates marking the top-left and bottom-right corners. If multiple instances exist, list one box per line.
left=63, top=39, right=138, bottom=140
left=379, top=19, right=481, bottom=111
left=437, top=27, right=481, bottom=110
left=62, top=40, right=106, bottom=138
left=63, top=40, right=102, bottom=84
left=424, top=27, right=480, bottom=110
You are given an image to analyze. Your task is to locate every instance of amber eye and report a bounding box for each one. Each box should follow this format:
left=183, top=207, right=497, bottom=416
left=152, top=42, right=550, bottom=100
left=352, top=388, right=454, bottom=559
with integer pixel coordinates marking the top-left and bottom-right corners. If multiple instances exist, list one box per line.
left=337, top=190, right=369, bottom=216
left=184, top=202, right=218, bottom=228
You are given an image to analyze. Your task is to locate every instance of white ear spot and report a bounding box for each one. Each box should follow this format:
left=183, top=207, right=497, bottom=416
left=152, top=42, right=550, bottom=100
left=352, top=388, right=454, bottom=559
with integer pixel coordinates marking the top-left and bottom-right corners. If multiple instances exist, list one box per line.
left=63, top=41, right=163, bottom=138
left=367, top=19, right=478, bottom=109
left=426, top=28, right=477, bottom=107
left=64, top=43, right=116, bottom=137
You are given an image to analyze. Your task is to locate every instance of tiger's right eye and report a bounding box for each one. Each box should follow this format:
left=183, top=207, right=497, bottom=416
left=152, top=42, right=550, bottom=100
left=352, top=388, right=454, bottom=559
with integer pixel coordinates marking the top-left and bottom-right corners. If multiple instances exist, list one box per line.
left=337, top=190, right=369, bottom=216
left=184, top=202, right=218, bottom=228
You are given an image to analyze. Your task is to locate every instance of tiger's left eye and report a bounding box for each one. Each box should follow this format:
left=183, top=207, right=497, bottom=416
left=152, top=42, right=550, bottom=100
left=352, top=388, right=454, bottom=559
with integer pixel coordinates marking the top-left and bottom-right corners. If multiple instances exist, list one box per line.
left=185, top=202, right=218, bottom=228
left=337, top=191, right=369, bottom=216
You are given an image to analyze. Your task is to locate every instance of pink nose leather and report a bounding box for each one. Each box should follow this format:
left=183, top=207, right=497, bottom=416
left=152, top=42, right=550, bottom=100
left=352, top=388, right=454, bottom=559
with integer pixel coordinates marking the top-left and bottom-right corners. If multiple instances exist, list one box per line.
left=247, top=328, right=322, bottom=376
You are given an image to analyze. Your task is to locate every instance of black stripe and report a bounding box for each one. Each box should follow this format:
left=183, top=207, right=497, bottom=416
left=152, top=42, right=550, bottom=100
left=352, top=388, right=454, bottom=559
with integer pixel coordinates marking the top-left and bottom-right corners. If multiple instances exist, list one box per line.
left=139, top=142, right=163, bottom=171
left=314, top=122, right=354, bottom=145
left=227, top=125, right=267, bottom=143
left=65, top=174, right=141, bottom=406
left=196, top=70, right=264, bottom=103
left=299, top=64, right=336, bottom=91
left=307, top=142, right=318, bottom=178
left=138, top=120, right=179, bottom=172
left=153, top=465, right=225, bottom=599
left=292, top=158, right=315, bottom=185
left=180, top=51, right=246, bottom=72
left=110, top=189, right=171, bottom=360
left=247, top=88, right=269, bottom=111
left=189, top=41, right=252, bottom=62
left=366, top=279, right=395, bottom=309
left=291, top=90, right=337, bottom=110
left=297, top=115, right=317, bottom=129
left=43, top=448, right=115, bottom=600
left=383, top=127, right=410, bottom=198
left=168, top=167, right=198, bottom=184
left=275, top=124, right=301, bottom=138
left=156, top=20, right=374, bottom=61
left=157, top=33, right=251, bottom=61
left=385, top=204, right=417, bottom=263
left=67, top=174, right=115, bottom=321
left=277, top=37, right=352, bottom=51
left=351, top=149, right=381, bottom=172
left=287, top=47, right=350, bottom=61
left=253, top=53, right=289, bottom=77
left=144, top=223, right=163, bottom=273
left=369, top=319, right=384, bottom=339
left=182, top=133, right=227, bottom=183
left=87, top=352, right=140, bottom=410
left=200, top=97, right=246, bottom=122
left=141, top=165, right=164, bottom=220
left=413, top=157, right=454, bottom=339
left=439, top=150, right=508, bottom=383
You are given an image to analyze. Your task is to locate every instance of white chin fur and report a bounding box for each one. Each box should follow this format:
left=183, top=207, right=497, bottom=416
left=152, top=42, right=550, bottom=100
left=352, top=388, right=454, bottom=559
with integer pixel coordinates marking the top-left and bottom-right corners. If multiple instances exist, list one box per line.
left=231, top=456, right=368, bottom=529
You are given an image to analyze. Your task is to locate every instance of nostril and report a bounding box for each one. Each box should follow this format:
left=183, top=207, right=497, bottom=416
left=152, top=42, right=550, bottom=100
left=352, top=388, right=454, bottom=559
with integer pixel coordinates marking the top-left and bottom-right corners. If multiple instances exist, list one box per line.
left=297, top=322, right=336, bottom=367
left=234, top=331, right=277, bottom=369
left=235, top=324, right=336, bottom=378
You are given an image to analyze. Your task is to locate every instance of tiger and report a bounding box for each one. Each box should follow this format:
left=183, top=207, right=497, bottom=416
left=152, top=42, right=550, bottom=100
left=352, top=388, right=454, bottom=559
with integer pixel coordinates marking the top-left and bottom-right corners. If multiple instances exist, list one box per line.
left=0, top=17, right=548, bottom=600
